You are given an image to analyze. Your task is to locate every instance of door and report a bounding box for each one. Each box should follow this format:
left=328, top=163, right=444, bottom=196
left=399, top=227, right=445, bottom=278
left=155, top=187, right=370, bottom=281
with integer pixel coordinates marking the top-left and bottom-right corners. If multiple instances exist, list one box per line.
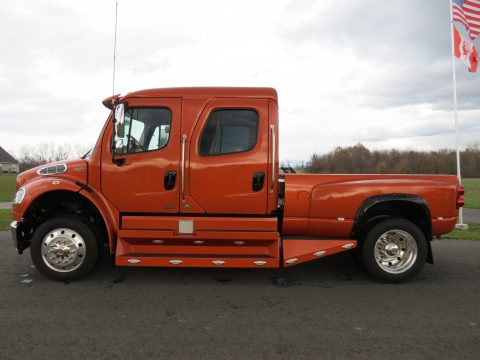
left=188, top=99, right=270, bottom=214
left=101, top=98, right=182, bottom=213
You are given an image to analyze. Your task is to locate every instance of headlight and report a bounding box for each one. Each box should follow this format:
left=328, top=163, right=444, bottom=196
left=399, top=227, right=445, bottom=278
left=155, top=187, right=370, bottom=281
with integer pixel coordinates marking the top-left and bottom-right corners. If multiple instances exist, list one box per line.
left=13, top=188, right=25, bottom=205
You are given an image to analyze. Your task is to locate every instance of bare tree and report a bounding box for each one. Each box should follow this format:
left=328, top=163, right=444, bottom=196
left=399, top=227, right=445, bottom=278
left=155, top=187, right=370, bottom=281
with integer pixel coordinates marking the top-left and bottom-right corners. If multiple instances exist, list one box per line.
left=306, top=144, right=480, bottom=177
left=74, top=143, right=93, bottom=158
left=17, top=142, right=93, bottom=172
left=54, top=144, right=72, bottom=161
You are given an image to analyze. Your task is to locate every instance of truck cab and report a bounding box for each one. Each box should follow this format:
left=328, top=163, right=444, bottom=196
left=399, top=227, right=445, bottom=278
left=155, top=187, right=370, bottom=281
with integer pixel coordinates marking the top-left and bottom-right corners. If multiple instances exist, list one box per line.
left=101, top=87, right=279, bottom=215
left=10, top=87, right=464, bottom=283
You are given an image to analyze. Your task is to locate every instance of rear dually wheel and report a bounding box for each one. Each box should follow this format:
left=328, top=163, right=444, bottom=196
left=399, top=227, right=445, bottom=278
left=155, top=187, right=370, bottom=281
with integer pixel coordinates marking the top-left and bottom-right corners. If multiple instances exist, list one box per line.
left=361, top=218, right=428, bottom=283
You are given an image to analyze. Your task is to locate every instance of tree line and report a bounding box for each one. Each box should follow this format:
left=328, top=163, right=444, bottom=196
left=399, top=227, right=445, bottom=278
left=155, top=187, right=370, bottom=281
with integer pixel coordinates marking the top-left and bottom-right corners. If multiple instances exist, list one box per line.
left=303, top=143, right=480, bottom=177
left=16, top=143, right=92, bottom=172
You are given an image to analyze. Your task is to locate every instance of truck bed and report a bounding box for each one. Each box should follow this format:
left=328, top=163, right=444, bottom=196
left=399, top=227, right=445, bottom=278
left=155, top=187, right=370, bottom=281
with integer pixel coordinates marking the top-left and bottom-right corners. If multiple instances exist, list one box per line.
left=282, top=174, right=459, bottom=238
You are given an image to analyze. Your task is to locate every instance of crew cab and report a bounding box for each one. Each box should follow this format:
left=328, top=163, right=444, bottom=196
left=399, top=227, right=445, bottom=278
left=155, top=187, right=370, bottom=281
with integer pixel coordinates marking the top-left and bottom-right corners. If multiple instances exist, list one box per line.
left=10, top=87, right=465, bottom=282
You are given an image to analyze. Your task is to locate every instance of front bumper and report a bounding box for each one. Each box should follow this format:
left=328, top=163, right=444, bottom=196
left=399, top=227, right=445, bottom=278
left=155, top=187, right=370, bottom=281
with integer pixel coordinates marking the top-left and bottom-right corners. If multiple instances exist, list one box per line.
left=10, top=221, right=19, bottom=251
left=10, top=221, right=28, bottom=254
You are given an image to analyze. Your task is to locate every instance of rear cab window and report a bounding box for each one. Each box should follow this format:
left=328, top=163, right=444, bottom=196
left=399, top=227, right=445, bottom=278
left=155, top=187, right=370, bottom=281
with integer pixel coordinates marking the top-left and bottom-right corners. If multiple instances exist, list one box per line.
left=199, top=109, right=259, bottom=156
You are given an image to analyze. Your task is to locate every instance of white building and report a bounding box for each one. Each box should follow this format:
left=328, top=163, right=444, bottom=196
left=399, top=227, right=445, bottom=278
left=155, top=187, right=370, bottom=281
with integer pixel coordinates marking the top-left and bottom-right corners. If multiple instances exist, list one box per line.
left=0, top=146, right=19, bottom=173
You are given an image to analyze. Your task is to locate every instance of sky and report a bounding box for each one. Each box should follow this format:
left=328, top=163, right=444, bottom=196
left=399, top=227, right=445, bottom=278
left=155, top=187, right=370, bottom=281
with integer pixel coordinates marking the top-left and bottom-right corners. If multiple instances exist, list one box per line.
left=1, top=0, right=479, bottom=163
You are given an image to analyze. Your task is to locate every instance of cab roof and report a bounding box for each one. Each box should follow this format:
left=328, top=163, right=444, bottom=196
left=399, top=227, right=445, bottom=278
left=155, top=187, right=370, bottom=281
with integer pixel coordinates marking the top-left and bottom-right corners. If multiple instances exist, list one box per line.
left=103, top=87, right=277, bottom=109
left=126, top=87, right=277, bottom=100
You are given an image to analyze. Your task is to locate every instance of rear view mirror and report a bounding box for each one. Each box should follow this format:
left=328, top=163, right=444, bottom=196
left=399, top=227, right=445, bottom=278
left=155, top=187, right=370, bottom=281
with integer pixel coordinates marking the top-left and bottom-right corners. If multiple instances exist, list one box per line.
left=115, top=103, right=125, bottom=138
left=115, top=138, right=124, bottom=150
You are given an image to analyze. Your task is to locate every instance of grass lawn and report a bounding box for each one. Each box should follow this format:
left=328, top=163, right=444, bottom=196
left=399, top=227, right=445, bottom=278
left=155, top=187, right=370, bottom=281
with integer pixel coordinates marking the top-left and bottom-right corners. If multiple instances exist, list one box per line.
left=0, top=209, right=12, bottom=231
left=0, top=173, right=17, bottom=202
left=462, top=178, right=480, bottom=209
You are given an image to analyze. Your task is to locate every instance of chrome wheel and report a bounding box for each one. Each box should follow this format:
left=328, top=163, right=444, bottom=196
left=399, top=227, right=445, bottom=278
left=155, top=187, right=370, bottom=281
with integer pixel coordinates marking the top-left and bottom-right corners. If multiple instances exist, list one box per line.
left=374, top=229, right=418, bottom=274
left=41, top=228, right=86, bottom=272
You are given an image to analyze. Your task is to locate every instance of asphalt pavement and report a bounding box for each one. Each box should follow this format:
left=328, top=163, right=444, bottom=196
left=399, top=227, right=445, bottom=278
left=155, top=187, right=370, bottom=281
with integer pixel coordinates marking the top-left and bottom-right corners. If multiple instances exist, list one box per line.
left=463, top=208, right=480, bottom=224
left=0, top=231, right=479, bottom=359
left=0, top=202, right=11, bottom=210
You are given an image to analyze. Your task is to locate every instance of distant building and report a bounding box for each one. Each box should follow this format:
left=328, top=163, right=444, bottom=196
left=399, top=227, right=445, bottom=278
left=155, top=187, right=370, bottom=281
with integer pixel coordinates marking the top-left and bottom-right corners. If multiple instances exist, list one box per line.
left=0, top=146, right=19, bottom=173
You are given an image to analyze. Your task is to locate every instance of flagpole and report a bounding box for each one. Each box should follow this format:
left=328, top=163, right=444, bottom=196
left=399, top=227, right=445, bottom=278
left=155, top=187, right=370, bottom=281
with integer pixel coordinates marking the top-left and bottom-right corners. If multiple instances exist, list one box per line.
left=449, top=0, right=467, bottom=229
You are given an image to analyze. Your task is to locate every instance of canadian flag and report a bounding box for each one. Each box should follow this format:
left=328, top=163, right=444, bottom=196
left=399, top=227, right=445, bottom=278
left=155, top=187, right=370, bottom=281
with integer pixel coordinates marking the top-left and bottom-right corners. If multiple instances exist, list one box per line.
left=454, top=26, right=479, bottom=73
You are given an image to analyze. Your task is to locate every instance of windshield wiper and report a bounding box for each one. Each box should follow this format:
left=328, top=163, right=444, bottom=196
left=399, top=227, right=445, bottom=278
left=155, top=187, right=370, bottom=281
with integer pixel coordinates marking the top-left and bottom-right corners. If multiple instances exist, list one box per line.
left=81, top=148, right=93, bottom=159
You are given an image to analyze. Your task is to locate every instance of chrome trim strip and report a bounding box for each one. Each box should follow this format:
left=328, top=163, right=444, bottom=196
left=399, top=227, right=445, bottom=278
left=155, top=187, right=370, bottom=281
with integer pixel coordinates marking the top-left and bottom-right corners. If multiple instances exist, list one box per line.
left=36, top=163, right=68, bottom=176
left=270, top=125, right=275, bottom=192
left=181, top=134, right=186, bottom=202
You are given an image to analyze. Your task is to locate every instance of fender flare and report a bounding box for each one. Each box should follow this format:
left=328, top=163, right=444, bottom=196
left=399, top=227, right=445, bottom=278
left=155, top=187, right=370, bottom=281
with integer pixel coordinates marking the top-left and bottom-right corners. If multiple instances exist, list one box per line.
left=352, top=193, right=433, bottom=263
left=19, top=178, right=117, bottom=252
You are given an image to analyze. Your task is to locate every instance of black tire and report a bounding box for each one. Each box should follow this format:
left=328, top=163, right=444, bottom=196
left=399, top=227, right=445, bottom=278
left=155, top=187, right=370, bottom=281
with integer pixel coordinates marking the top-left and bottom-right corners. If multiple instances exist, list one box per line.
left=361, top=218, right=428, bottom=283
left=30, top=216, right=99, bottom=281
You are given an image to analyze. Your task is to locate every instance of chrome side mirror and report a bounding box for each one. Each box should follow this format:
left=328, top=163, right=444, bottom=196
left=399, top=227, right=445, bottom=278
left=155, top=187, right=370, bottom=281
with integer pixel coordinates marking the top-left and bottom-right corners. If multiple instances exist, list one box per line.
left=115, top=103, right=125, bottom=138
left=115, top=138, right=124, bottom=149
left=113, top=138, right=124, bottom=155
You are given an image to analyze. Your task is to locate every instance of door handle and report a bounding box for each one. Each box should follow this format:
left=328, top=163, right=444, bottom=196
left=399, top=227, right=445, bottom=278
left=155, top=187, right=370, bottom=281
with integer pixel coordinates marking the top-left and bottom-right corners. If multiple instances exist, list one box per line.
left=164, top=170, right=177, bottom=190
left=112, top=157, right=126, bottom=166
left=252, top=172, right=265, bottom=192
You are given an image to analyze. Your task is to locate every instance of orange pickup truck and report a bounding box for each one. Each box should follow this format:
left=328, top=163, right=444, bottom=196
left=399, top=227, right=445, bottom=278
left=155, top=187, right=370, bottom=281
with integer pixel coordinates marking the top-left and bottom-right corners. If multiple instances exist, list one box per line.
left=10, top=87, right=464, bottom=282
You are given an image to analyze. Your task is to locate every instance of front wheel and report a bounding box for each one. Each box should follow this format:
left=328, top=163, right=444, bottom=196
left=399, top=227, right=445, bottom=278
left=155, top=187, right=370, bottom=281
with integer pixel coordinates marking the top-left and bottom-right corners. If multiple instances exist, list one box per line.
left=30, top=216, right=99, bottom=281
left=361, top=218, right=428, bottom=283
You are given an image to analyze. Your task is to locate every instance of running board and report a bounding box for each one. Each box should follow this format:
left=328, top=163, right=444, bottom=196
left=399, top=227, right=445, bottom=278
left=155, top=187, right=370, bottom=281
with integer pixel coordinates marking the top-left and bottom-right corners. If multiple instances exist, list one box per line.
left=115, top=217, right=280, bottom=268
left=282, top=238, right=357, bottom=267
left=116, top=254, right=279, bottom=268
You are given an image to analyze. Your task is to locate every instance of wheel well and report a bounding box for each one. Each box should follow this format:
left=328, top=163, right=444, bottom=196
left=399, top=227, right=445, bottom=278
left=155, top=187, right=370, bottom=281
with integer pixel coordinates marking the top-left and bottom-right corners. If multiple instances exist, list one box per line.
left=21, top=190, right=108, bottom=249
left=353, top=200, right=431, bottom=240
left=352, top=199, right=433, bottom=264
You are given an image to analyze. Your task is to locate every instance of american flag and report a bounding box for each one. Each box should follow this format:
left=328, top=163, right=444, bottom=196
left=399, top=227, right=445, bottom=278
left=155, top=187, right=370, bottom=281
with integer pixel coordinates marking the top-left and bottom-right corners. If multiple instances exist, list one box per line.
left=453, top=0, right=480, bottom=40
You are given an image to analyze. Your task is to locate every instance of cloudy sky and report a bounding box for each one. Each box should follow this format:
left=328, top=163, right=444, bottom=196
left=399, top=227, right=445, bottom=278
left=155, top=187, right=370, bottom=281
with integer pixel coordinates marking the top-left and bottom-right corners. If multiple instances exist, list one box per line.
left=1, top=0, right=479, bottom=162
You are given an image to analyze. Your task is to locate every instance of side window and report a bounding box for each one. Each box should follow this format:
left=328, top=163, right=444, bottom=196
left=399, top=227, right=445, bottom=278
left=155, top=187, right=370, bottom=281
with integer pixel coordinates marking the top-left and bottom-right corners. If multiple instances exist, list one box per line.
left=199, top=109, right=259, bottom=156
left=114, top=108, right=172, bottom=154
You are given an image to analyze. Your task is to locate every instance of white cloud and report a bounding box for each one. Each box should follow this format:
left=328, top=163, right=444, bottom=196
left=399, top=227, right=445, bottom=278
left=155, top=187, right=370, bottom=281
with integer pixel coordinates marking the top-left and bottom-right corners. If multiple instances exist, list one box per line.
left=0, top=0, right=479, bottom=162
